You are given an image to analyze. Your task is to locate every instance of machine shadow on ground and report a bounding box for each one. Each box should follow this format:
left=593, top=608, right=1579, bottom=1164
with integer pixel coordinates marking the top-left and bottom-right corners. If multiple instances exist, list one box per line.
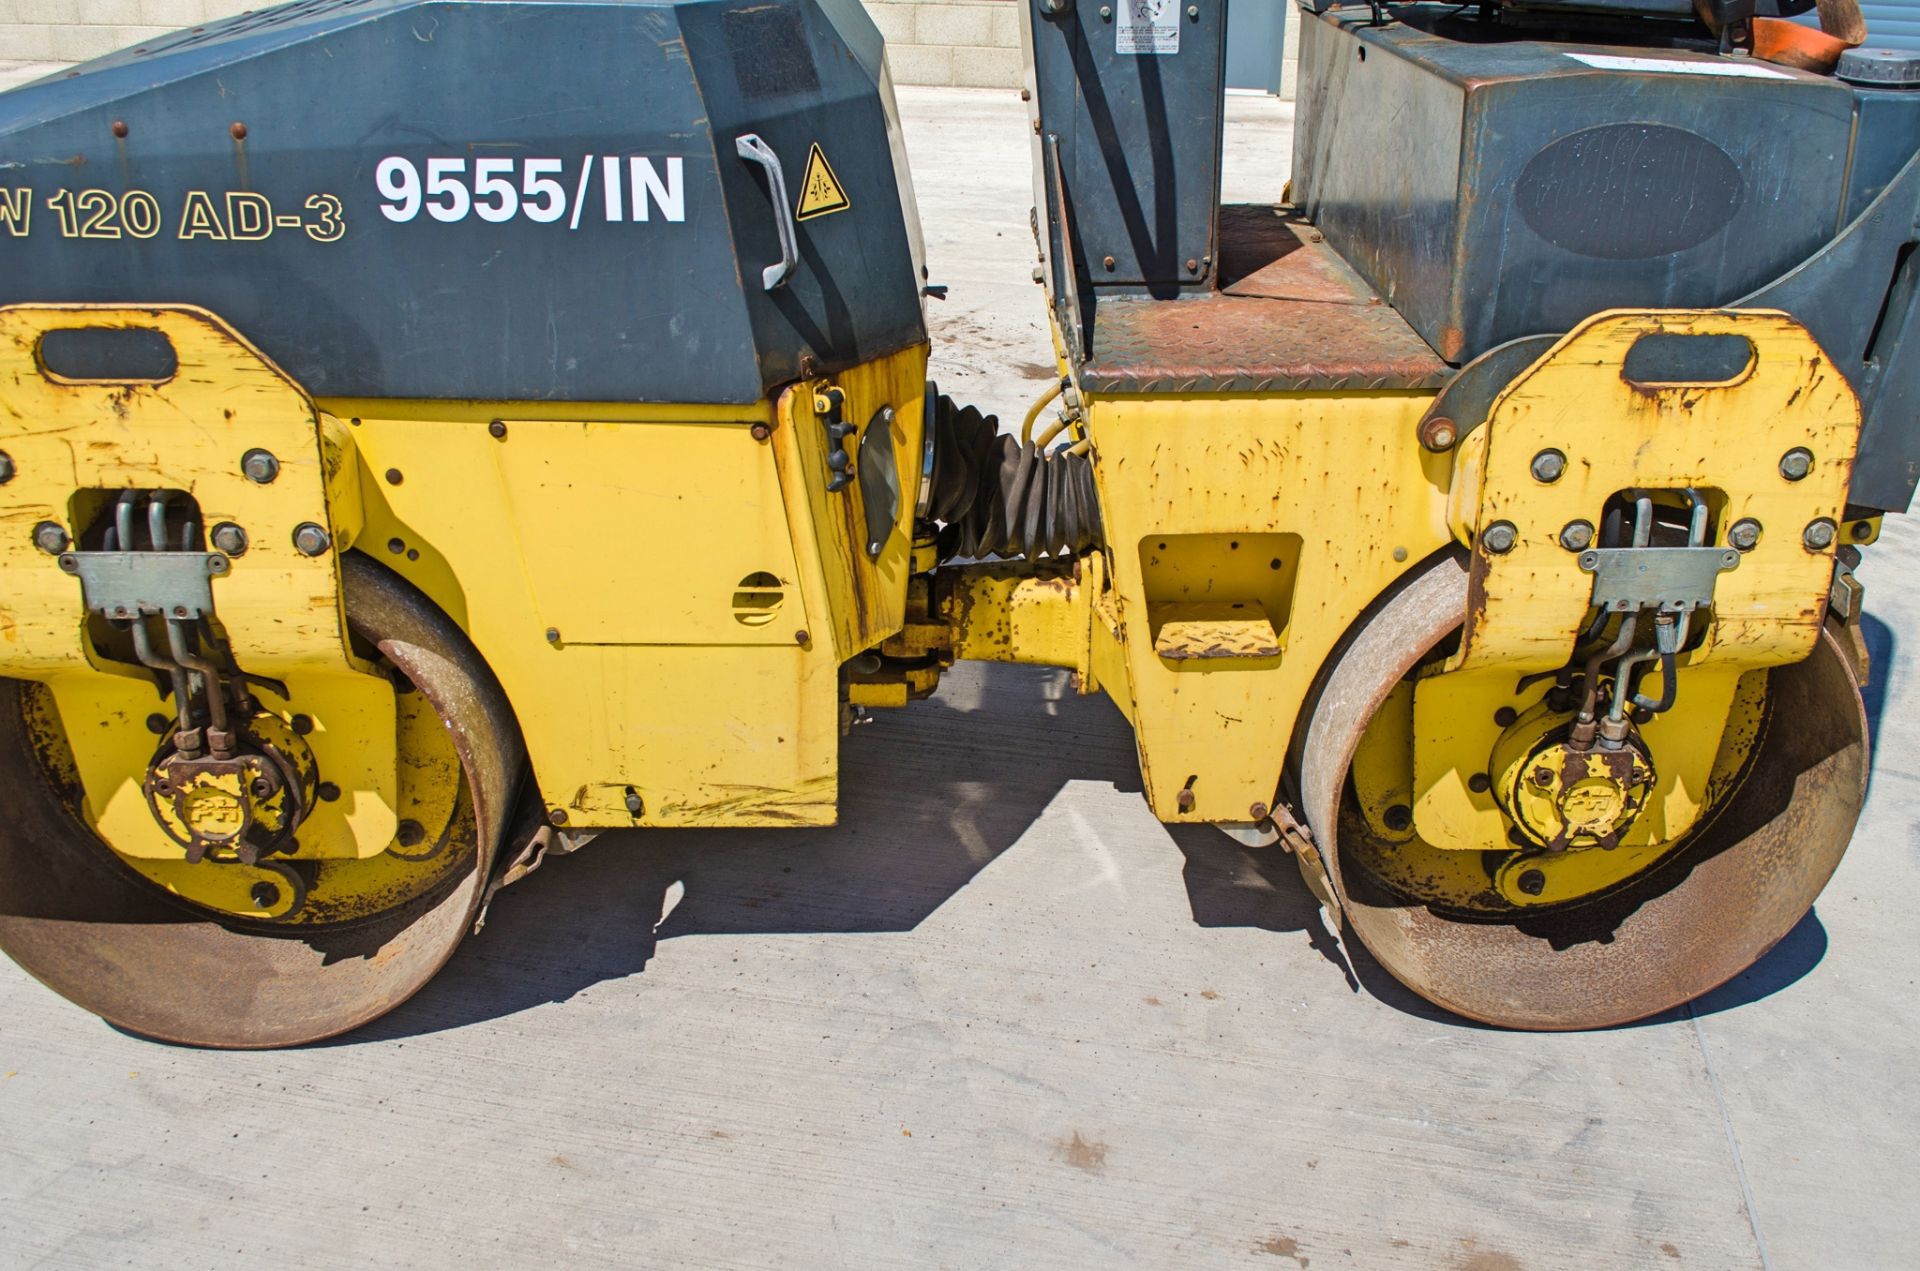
left=326, top=656, right=1832, bottom=1045
left=1861, top=612, right=1894, bottom=744
left=327, top=664, right=1145, bottom=1042
left=1170, top=824, right=1828, bottom=1030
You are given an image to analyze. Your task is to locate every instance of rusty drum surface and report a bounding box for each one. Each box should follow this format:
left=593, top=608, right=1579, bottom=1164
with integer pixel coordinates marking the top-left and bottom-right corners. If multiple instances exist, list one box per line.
left=1299, top=554, right=1869, bottom=1030
left=0, top=557, right=524, bottom=1049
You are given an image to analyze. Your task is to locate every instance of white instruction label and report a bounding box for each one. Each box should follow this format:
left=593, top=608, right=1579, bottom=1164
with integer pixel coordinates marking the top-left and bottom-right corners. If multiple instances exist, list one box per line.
left=1116, top=0, right=1180, bottom=56
left=1566, top=52, right=1794, bottom=80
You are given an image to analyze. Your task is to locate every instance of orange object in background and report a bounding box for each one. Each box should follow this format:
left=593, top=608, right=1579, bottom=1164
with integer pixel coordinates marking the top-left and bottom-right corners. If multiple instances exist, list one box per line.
left=1752, top=17, right=1855, bottom=73
left=1751, top=0, right=1867, bottom=75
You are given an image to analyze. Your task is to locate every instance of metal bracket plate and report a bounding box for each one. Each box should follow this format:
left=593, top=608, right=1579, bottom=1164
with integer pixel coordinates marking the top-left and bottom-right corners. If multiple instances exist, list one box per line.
left=58, top=550, right=229, bottom=620
left=858, top=405, right=901, bottom=558
left=1578, top=545, right=1739, bottom=614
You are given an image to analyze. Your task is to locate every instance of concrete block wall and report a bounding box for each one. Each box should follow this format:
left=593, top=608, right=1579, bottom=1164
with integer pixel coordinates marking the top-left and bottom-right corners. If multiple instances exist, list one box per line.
left=0, top=0, right=220, bottom=65
left=1280, top=2, right=1301, bottom=100
left=866, top=0, right=1023, bottom=89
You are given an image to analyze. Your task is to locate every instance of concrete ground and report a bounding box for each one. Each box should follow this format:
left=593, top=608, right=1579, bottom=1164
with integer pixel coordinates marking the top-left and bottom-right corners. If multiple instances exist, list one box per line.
left=3, top=82, right=1918, bottom=1271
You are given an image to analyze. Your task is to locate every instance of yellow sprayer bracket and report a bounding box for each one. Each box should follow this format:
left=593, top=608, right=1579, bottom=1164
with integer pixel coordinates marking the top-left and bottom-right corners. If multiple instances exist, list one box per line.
left=0, top=304, right=395, bottom=858
left=0, top=304, right=367, bottom=675
left=1448, top=309, right=1860, bottom=676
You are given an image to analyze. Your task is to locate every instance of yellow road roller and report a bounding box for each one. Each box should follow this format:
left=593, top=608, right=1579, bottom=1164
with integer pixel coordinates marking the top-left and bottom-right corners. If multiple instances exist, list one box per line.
left=0, top=0, right=1913, bottom=1044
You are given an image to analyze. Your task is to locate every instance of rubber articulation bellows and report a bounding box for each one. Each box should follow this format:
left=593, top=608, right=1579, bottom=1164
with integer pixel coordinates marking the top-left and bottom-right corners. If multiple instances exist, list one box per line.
left=925, top=394, right=1101, bottom=560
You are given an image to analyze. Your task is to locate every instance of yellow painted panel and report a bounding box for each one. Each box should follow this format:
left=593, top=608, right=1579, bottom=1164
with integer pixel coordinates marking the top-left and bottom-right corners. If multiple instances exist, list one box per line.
left=324, top=349, right=930, bottom=829
left=0, top=305, right=369, bottom=678
left=43, top=668, right=397, bottom=860
left=948, top=562, right=1093, bottom=671
left=772, top=347, right=929, bottom=659
left=529, top=643, right=841, bottom=826
left=1087, top=390, right=1454, bottom=821
left=1090, top=592, right=1127, bottom=714
left=1407, top=664, right=1741, bottom=852
left=489, top=419, right=803, bottom=646
left=342, top=410, right=849, bottom=827
left=1454, top=310, right=1860, bottom=675
left=1150, top=603, right=1282, bottom=661
left=0, top=305, right=397, bottom=856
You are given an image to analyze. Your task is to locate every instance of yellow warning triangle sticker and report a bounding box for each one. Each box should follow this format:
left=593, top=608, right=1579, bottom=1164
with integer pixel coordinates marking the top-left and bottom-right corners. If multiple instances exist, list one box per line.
left=796, top=142, right=851, bottom=221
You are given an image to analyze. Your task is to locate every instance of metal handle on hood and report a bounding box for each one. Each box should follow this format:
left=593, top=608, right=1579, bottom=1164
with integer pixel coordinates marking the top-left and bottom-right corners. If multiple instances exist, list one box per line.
left=734, top=133, right=798, bottom=291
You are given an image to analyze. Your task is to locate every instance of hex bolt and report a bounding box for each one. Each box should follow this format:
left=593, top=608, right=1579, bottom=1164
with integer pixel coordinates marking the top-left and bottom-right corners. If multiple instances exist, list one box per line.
left=211, top=523, right=249, bottom=557
left=546, top=627, right=562, bottom=646
left=625, top=789, right=645, bottom=817
left=1529, top=448, right=1566, bottom=483
left=1517, top=868, right=1547, bottom=897
left=1175, top=787, right=1196, bottom=812
left=1186, top=258, right=1200, bottom=275
left=0, top=450, right=13, bottom=484
left=1383, top=804, right=1413, bottom=832
left=1418, top=415, right=1458, bottom=452
left=145, top=713, right=170, bottom=735
left=250, top=881, right=280, bottom=910
left=1851, top=520, right=1875, bottom=543
left=241, top=448, right=280, bottom=484
left=1559, top=519, right=1594, bottom=552
left=292, top=522, right=332, bottom=556
left=794, top=629, right=810, bottom=645
left=1481, top=521, right=1518, bottom=555
left=32, top=521, right=68, bottom=555
left=1804, top=518, right=1837, bottom=551
left=395, top=819, right=426, bottom=847
left=750, top=422, right=772, bottom=442
left=1779, top=447, right=1814, bottom=481
left=1248, top=801, right=1269, bottom=822
left=549, top=808, right=569, bottom=826
left=488, top=419, right=508, bottom=440
left=1728, top=518, right=1763, bottom=552
left=1100, top=5, right=1113, bottom=18
left=1102, top=255, right=1116, bottom=271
